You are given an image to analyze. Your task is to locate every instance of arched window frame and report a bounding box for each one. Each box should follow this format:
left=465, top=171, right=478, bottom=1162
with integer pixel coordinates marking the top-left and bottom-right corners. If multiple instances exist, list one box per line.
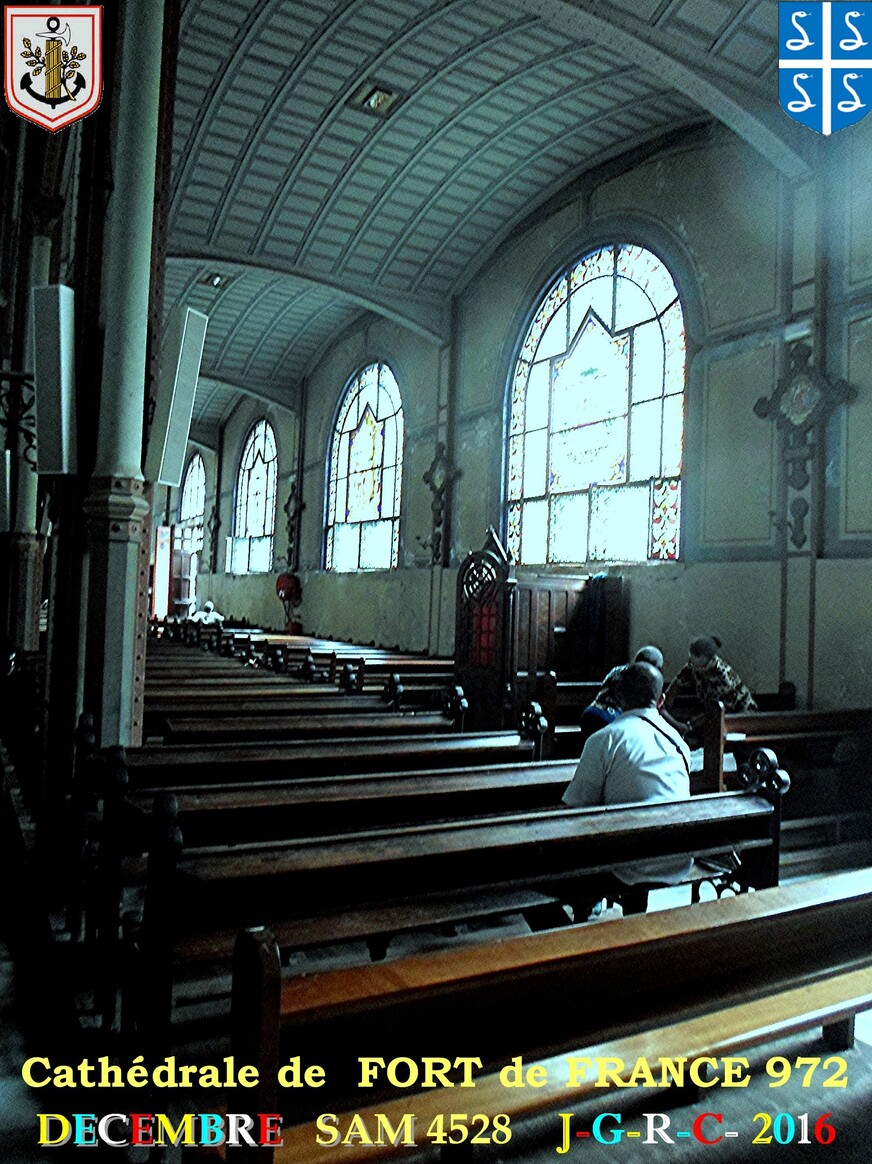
left=325, top=362, right=404, bottom=572
left=231, top=419, right=278, bottom=574
left=178, top=452, right=206, bottom=557
left=506, top=241, right=686, bottom=566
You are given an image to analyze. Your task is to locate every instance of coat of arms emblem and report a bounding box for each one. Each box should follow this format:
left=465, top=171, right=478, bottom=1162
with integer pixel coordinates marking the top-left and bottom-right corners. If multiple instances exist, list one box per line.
left=4, top=6, right=103, bottom=132
left=779, top=3, right=872, bottom=134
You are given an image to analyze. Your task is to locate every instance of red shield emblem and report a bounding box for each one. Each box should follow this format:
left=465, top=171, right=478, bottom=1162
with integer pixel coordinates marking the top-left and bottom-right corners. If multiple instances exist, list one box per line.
left=4, top=6, right=102, bottom=132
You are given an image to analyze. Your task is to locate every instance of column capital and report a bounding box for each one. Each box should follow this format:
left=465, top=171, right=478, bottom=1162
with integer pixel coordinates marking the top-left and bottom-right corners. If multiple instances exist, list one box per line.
left=84, top=476, right=150, bottom=541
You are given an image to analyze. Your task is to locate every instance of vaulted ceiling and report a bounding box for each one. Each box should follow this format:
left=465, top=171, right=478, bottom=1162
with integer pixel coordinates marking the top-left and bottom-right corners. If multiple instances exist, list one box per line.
left=164, top=0, right=812, bottom=446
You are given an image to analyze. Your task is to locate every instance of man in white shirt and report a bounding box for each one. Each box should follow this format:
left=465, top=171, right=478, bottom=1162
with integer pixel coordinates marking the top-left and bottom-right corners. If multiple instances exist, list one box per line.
left=562, top=661, right=692, bottom=915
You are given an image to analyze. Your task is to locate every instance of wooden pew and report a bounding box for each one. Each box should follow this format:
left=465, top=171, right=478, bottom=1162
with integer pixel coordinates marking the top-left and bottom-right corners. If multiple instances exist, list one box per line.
left=126, top=758, right=786, bottom=1039
left=230, top=867, right=872, bottom=1164
left=524, top=672, right=797, bottom=760
left=171, top=787, right=783, bottom=930
left=702, top=703, right=872, bottom=876
left=120, top=722, right=546, bottom=788
left=123, top=751, right=733, bottom=850
left=124, top=759, right=579, bottom=846
left=159, top=706, right=465, bottom=745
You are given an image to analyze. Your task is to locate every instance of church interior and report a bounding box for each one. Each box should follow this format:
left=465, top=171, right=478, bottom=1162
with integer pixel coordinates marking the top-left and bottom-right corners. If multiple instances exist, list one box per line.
left=3, top=1, right=872, bottom=1160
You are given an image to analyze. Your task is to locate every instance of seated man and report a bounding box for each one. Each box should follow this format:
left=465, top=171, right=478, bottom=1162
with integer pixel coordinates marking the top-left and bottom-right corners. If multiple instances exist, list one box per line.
left=578, top=644, right=664, bottom=746
left=563, top=661, right=692, bottom=917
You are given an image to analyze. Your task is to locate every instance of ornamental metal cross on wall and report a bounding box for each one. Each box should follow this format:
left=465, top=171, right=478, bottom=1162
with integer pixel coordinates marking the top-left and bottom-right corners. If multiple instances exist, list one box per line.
left=422, top=441, right=461, bottom=566
left=282, top=478, right=306, bottom=572
left=753, top=340, right=856, bottom=548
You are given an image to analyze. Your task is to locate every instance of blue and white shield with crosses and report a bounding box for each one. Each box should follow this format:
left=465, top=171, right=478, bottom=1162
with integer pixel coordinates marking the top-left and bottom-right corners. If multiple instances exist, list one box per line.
left=779, top=3, right=872, bottom=134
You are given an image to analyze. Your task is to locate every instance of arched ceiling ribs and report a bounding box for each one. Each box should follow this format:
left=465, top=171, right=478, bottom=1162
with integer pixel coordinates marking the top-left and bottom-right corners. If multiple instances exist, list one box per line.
left=504, top=0, right=814, bottom=179
left=267, top=299, right=363, bottom=384
left=293, top=12, right=542, bottom=271
left=160, top=266, right=204, bottom=343
left=332, top=39, right=602, bottom=280
left=255, top=0, right=491, bottom=261
left=239, top=284, right=314, bottom=380
left=410, top=85, right=686, bottom=295
left=166, top=252, right=447, bottom=344
left=171, top=0, right=283, bottom=209
left=370, top=62, right=638, bottom=288
left=196, top=372, right=302, bottom=415
left=211, top=276, right=285, bottom=370
left=205, top=0, right=380, bottom=244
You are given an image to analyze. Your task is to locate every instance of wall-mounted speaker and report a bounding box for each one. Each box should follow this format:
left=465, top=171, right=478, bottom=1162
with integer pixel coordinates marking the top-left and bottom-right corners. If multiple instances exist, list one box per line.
left=145, top=306, right=209, bottom=487
left=32, top=284, right=76, bottom=475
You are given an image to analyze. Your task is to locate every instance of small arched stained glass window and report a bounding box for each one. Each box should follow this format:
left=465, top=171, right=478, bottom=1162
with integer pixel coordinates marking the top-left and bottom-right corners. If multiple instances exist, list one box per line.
left=232, top=419, right=278, bottom=574
left=507, top=243, right=685, bottom=565
left=326, top=363, right=404, bottom=571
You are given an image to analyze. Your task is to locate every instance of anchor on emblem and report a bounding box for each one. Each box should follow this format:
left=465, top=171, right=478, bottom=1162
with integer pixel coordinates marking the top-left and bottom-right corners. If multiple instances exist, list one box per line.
left=19, top=15, right=87, bottom=108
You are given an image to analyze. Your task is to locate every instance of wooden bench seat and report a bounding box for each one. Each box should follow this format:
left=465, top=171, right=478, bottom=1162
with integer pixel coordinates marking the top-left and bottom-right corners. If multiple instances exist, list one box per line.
left=703, top=705, right=872, bottom=788
left=160, top=708, right=461, bottom=745
left=125, top=759, right=578, bottom=845
left=122, top=730, right=541, bottom=786
left=271, top=968, right=872, bottom=1164
left=169, top=787, right=782, bottom=931
left=124, top=771, right=785, bottom=1044
left=701, top=704, right=872, bottom=876
left=225, top=868, right=872, bottom=1164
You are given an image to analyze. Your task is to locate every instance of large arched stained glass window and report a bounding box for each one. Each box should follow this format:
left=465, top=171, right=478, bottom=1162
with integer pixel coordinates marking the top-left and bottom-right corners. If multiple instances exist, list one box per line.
left=232, top=419, right=278, bottom=574
left=326, top=362, right=404, bottom=571
left=507, top=243, right=685, bottom=565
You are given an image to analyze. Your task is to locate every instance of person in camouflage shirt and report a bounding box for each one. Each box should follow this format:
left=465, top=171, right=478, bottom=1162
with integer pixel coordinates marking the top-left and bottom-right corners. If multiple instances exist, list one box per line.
left=664, top=635, right=756, bottom=714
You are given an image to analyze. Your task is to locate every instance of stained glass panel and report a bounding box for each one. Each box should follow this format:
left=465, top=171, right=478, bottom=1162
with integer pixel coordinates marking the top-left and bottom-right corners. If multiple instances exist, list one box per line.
left=662, top=394, right=684, bottom=477
left=614, top=276, right=655, bottom=332
left=508, top=435, right=523, bottom=500
left=507, top=503, right=522, bottom=560
left=662, top=299, right=687, bottom=394
left=179, top=453, right=206, bottom=555
left=521, top=499, right=548, bottom=565
left=569, top=279, right=613, bottom=337
left=333, top=522, right=359, bottom=572
left=347, top=407, right=382, bottom=522
left=507, top=242, right=684, bottom=565
left=521, top=275, right=567, bottom=363
left=524, top=362, right=550, bottom=431
left=549, top=492, right=588, bottom=563
left=551, top=318, right=629, bottom=431
left=617, top=245, right=678, bottom=313
left=550, top=418, right=626, bottom=493
left=572, top=247, right=614, bottom=288
left=511, top=363, right=529, bottom=434
left=588, top=484, right=649, bottom=561
left=630, top=400, right=663, bottom=481
left=524, top=429, right=547, bottom=497
left=360, top=519, right=393, bottom=569
left=651, top=478, right=681, bottom=560
left=326, top=363, right=404, bottom=570
left=631, top=321, right=665, bottom=402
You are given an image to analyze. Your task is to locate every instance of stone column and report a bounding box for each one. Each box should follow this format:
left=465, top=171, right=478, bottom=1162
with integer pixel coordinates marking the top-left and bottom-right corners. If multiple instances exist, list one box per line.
left=83, top=0, right=163, bottom=747
left=3, top=233, right=50, bottom=652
